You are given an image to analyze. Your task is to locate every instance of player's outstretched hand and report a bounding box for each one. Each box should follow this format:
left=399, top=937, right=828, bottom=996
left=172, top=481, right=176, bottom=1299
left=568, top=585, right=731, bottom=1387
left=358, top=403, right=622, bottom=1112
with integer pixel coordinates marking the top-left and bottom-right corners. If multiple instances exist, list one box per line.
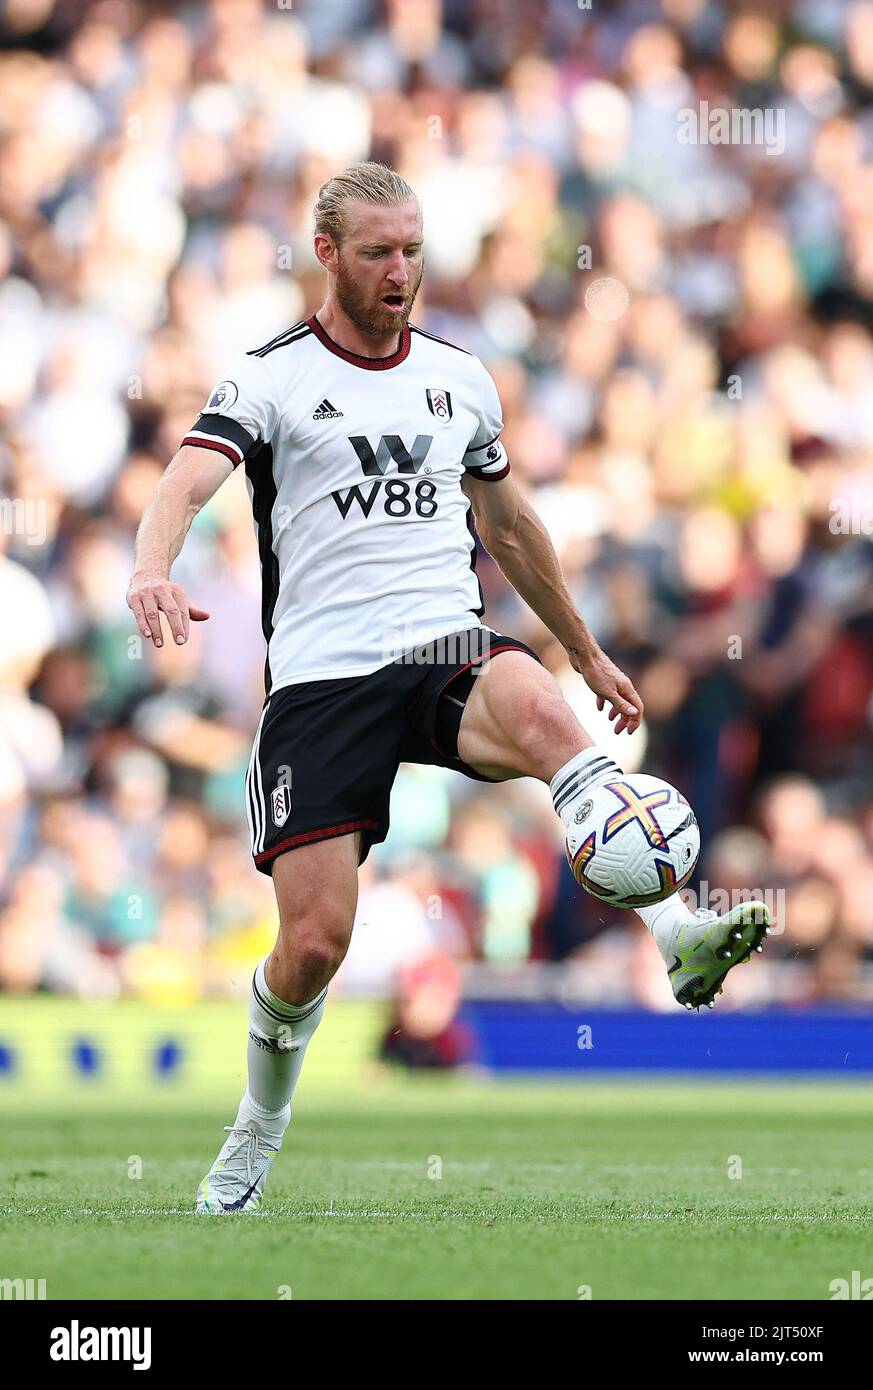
left=127, top=573, right=209, bottom=648
left=573, top=646, right=644, bottom=735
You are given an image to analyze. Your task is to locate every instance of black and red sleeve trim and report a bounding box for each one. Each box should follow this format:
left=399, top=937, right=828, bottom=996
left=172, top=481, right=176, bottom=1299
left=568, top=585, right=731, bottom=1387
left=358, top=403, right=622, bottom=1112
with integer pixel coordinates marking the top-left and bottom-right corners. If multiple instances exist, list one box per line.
left=464, top=460, right=510, bottom=481
left=463, top=434, right=510, bottom=481
left=181, top=413, right=257, bottom=467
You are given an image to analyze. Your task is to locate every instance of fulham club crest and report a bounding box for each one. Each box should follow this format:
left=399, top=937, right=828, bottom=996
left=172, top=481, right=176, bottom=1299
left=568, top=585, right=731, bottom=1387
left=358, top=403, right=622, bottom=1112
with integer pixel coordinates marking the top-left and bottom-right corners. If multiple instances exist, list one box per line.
left=271, top=784, right=291, bottom=828
left=426, top=388, right=453, bottom=421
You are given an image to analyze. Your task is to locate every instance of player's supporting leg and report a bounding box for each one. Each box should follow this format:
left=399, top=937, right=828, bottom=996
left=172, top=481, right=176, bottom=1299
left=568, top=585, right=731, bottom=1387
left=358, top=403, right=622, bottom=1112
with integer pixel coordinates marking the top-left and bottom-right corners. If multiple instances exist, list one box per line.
left=196, top=832, right=360, bottom=1213
left=456, top=652, right=769, bottom=1007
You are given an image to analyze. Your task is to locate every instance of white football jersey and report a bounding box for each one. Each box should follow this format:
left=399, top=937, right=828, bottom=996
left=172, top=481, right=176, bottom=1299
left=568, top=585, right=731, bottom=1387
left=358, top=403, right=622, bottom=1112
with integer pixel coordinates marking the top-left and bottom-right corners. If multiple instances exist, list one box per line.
left=182, top=315, right=510, bottom=693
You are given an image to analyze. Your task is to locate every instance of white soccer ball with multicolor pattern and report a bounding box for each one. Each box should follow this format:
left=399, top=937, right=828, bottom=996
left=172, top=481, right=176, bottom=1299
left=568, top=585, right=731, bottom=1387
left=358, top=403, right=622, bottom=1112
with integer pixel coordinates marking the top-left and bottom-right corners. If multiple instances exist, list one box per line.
left=565, top=773, right=700, bottom=908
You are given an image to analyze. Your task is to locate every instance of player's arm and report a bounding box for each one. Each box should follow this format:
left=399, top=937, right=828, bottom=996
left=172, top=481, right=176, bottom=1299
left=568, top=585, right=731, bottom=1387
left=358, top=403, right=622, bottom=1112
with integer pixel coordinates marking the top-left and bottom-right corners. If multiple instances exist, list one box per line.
left=462, top=470, right=644, bottom=734
left=129, top=355, right=280, bottom=647
left=462, top=357, right=642, bottom=732
left=127, top=444, right=232, bottom=647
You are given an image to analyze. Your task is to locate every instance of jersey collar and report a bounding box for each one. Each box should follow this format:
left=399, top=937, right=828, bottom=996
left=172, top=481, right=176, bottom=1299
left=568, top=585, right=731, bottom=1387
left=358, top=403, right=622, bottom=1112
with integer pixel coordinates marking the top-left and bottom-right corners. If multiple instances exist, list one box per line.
left=306, top=314, right=411, bottom=370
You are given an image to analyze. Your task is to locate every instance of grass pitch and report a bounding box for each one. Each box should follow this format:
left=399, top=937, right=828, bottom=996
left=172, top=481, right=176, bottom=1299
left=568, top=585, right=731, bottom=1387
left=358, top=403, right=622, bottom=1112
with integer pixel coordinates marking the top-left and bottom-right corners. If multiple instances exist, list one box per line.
left=2, top=1078, right=872, bottom=1300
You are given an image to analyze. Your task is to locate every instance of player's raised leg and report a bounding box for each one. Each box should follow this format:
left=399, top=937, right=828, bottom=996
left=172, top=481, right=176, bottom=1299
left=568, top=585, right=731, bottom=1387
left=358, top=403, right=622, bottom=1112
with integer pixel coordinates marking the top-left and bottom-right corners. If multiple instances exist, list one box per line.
left=455, top=650, right=769, bottom=1009
left=456, top=650, right=596, bottom=781
left=196, top=833, right=360, bottom=1214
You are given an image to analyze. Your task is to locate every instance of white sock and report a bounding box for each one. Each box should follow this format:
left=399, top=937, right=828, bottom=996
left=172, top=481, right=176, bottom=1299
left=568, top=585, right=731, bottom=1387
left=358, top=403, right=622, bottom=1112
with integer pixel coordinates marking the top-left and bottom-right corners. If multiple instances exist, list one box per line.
left=636, top=893, right=698, bottom=957
left=549, top=746, right=622, bottom=824
left=233, top=959, right=327, bottom=1142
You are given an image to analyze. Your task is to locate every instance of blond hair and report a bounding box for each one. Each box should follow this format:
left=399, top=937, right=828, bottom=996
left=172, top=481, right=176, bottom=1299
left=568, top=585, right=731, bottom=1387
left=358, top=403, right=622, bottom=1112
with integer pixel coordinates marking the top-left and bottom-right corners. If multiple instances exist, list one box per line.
left=313, top=161, right=419, bottom=244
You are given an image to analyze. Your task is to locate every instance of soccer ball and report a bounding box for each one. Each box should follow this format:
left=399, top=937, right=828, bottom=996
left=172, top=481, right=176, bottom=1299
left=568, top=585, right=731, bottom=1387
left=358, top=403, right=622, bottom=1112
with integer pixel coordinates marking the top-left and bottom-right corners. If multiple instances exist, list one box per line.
left=565, top=773, right=700, bottom=909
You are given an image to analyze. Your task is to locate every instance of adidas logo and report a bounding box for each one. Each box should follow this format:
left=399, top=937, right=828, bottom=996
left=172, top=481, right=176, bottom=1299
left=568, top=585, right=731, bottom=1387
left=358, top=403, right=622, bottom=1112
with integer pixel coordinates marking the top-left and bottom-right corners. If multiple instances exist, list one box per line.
left=312, top=398, right=343, bottom=420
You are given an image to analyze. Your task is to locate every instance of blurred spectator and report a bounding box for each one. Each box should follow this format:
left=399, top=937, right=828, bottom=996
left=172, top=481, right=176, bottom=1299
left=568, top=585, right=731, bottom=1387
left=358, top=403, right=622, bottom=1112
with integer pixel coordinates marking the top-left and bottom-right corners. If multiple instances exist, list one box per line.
left=380, top=954, right=477, bottom=1070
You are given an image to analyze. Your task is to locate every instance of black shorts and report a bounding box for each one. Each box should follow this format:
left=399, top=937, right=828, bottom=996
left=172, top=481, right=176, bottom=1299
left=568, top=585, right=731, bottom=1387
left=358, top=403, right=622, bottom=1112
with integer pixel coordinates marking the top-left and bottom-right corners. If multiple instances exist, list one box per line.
left=246, top=627, right=542, bottom=874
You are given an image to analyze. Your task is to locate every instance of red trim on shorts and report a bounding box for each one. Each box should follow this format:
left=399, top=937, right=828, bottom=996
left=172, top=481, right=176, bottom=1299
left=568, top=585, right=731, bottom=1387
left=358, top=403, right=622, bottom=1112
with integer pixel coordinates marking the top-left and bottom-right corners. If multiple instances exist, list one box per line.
left=434, top=642, right=526, bottom=705
left=255, top=818, right=380, bottom=864
left=430, top=641, right=539, bottom=761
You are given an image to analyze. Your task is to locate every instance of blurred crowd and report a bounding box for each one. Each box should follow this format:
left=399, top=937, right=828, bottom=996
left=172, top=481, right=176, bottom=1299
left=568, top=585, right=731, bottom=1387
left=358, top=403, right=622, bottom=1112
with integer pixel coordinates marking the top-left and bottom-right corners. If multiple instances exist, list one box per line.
left=1, top=0, right=872, bottom=1015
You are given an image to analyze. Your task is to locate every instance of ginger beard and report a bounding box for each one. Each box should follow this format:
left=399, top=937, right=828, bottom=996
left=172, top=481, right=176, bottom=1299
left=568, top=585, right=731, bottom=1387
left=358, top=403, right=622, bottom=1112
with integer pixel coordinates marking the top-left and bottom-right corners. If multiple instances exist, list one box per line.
left=334, top=250, right=423, bottom=340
